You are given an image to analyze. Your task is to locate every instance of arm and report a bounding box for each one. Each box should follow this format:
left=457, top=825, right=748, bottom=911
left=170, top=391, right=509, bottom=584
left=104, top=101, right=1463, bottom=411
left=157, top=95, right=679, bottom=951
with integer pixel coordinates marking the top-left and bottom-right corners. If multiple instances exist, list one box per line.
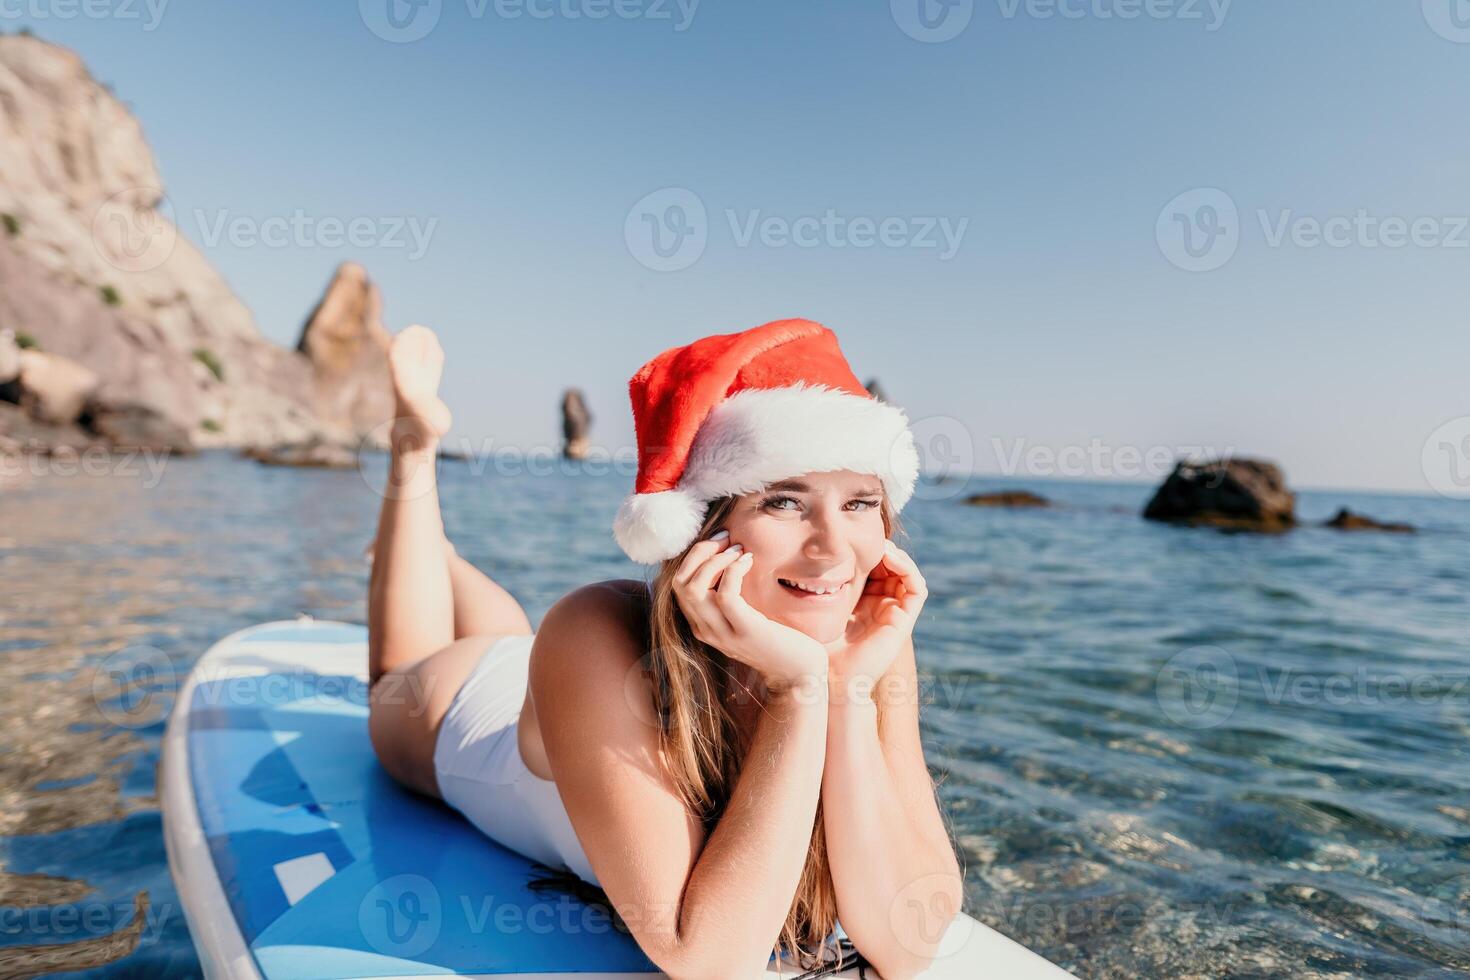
left=680, top=680, right=829, bottom=975
left=532, top=583, right=829, bottom=980
left=822, top=636, right=964, bottom=980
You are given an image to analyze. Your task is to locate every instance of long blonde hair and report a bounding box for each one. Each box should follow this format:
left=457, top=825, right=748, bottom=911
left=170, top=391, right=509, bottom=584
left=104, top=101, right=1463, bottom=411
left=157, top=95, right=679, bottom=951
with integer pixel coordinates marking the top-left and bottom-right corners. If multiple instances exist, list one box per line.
left=531, top=492, right=907, bottom=970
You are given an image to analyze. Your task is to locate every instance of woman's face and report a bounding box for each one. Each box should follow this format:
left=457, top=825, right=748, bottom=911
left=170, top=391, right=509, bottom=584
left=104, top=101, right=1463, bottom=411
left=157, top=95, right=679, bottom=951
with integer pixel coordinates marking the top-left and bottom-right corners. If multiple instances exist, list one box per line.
left=719, top=469, right=889, bottom=644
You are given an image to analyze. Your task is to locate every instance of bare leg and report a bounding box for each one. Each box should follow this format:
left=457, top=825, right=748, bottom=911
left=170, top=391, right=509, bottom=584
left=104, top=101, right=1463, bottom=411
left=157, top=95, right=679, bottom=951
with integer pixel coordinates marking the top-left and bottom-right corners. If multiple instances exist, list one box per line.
left=367, top=325, right=456, bottom=688
left=368, top=537, right=535, bottom=641
left=447, top=548, right=534, bottom=639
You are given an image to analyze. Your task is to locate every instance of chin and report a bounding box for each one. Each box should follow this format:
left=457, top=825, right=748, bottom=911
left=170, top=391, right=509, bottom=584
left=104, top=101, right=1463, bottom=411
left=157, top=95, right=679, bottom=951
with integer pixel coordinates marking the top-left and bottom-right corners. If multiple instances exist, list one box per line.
left=773, top=607, right=850, bottom=646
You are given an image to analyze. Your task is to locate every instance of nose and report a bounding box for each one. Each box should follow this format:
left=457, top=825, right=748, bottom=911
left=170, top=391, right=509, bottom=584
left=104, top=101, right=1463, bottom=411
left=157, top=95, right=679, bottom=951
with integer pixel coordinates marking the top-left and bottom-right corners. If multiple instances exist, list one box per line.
left=801, top=502, right=848, bottom=561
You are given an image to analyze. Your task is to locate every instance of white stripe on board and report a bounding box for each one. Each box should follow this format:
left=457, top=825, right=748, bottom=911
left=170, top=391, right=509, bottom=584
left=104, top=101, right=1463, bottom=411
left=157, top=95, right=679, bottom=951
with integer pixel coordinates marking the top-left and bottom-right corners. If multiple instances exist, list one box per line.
left=273, top=852, right=335, bottom=905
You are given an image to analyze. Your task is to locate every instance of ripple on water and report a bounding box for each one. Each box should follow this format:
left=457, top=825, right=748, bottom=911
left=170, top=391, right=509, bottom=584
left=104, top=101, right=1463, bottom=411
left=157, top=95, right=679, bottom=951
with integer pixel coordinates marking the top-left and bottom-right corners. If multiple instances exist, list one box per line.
left=4, top=462, right=1470, bottom=976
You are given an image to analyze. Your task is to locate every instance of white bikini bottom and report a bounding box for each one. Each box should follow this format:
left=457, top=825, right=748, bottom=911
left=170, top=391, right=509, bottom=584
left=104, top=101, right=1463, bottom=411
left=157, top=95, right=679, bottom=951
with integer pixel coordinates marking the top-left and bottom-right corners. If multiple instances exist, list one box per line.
left=432, top=632, right=600, bottom=887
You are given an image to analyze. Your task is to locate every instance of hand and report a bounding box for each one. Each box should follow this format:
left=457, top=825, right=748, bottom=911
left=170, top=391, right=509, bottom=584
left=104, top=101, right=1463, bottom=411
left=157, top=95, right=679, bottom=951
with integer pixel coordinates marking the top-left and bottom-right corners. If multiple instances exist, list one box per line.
left=824, top=540, right=928, bottom=701
left=673, top=533, right=828, bottom=694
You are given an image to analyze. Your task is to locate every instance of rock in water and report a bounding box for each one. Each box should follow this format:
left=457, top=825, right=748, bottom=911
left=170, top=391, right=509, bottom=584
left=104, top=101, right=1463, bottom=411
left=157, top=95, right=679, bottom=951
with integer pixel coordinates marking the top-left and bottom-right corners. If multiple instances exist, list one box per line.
left=295, top=263, right=394, bottom=447
left=562, top=388, right=592, bottom=460
left=81, top=401, right=195, bottom=454
left=1143, top=458, right=1297, bottom=531
left=243, top=437, right=356, bottom=469
left=1323, top=508, right=1414, bottom=534
left=964, top=491, right=1051, bottom=508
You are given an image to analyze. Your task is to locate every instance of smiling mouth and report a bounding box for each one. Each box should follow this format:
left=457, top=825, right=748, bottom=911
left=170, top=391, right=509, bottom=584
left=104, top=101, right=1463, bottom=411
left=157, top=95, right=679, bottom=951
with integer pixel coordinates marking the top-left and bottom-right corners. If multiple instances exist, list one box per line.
left=777, top=578, right=850, bottom=600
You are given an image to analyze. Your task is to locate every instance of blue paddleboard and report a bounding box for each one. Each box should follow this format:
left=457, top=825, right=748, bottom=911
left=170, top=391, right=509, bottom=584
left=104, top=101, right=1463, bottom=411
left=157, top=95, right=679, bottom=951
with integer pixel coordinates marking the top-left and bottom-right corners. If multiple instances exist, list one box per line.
left=161, top=619, right=1073, bottom=978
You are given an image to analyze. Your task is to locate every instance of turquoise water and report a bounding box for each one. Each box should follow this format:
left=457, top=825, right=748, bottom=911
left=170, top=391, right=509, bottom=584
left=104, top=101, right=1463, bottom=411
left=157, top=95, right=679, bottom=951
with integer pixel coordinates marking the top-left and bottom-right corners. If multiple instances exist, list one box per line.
left=1, top=452, right=1467, bottom=977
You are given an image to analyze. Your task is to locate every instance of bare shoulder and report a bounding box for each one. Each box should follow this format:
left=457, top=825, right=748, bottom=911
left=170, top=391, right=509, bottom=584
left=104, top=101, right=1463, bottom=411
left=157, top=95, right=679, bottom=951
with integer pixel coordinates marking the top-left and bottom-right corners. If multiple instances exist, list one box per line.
left=528, top=577, right=706, bottom=973
left=531, top=578, right=650, bottom=677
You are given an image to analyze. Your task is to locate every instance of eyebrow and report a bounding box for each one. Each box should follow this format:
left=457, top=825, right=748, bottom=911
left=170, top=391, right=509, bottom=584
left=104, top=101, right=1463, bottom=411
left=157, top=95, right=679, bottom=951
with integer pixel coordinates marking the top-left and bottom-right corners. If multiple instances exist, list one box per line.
left=765, top=479, right=884, bottom=496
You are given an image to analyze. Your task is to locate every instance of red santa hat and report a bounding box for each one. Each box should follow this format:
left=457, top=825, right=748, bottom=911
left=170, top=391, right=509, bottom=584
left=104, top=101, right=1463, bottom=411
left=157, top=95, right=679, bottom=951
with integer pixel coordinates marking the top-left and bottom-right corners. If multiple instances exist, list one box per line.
left=613, top=318, right=920, bottom=564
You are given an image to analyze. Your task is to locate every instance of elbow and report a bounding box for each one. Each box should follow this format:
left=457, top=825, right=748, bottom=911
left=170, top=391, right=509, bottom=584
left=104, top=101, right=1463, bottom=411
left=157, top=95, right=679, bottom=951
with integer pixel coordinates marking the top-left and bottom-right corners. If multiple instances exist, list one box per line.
left=867, top=866, right=964, bottom=979
left=660, top=948, right=772, bottom=980
left=653, top=933, right=775, bottom=980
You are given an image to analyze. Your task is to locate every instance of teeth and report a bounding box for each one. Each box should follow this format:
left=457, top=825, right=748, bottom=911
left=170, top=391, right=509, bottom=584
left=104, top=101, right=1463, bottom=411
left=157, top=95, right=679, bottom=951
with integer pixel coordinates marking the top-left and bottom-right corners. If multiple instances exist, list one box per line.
left=780, top=578, right=843, bottom=595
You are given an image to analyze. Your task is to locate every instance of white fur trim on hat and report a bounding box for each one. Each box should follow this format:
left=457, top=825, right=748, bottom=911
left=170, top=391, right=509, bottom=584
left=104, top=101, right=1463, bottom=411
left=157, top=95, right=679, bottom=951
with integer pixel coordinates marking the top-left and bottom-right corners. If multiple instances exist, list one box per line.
left=613, top=488, right=706, bottom=565
left=614, top=383, right=920, bottom=564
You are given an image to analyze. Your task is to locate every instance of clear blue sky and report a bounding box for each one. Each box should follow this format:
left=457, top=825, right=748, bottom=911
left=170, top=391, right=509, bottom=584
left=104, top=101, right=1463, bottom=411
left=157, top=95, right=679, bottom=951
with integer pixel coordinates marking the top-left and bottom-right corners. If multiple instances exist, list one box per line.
left=12, top=0, right=1470, bottom=493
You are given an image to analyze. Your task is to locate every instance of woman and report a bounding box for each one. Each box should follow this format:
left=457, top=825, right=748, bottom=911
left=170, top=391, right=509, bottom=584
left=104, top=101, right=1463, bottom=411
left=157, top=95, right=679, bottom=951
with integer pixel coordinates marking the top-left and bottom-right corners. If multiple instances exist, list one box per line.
left=367, top=318, right=963, bottom=979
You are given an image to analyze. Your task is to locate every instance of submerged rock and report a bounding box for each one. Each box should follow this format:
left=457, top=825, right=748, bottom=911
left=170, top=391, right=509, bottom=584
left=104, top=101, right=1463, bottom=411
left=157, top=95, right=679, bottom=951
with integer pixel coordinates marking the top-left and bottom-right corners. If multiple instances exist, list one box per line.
left=1323, top=508, right=1414, bottom=534
left=243, top=437, right=356, bottom=469
left=964, top=490, right=1051, bottom=508
left=1143, top=458, right=1296, bottom=531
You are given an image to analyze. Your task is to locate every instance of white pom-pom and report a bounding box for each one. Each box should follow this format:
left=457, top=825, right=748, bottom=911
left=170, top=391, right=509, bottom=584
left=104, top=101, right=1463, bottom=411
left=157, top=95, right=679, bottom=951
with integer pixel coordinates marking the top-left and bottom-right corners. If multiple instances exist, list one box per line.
left=612, top=489, right=706, bottom=564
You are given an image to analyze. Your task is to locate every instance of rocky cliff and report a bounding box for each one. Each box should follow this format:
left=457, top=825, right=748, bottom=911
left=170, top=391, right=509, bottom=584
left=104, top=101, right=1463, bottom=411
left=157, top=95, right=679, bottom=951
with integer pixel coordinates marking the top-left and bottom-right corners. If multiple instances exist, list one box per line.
left=0, top=33, right=391, bottom=454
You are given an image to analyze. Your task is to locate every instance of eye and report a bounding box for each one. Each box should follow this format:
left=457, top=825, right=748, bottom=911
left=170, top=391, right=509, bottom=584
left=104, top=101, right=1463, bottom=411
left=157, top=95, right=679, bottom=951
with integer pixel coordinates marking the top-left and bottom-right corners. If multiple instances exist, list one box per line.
left=760, top=493, right=800, bottom=512
left=848, top=497, right=882, bottom=511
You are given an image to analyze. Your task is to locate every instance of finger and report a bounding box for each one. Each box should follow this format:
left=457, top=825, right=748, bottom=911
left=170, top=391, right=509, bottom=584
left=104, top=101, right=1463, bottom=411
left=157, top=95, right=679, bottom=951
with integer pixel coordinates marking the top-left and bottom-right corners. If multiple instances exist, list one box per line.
left=680, top=588, right=735, bottom=646
left=884, top=542, right=927, bottom=594
left=882, top=543, right=928, bottom=617
left=687, top=543, right=745, bottom=594
left=674, top=533, right=735, bottom=587
left=876, top=596, right=905, bottom=627
left=714, top=552, right=759, bottom=628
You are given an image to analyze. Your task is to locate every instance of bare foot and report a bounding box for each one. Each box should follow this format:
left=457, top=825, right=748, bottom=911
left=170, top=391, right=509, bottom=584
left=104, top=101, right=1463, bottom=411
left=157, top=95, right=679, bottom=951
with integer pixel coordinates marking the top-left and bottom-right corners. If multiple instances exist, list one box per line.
left=388, top=325, right=453, bottom=454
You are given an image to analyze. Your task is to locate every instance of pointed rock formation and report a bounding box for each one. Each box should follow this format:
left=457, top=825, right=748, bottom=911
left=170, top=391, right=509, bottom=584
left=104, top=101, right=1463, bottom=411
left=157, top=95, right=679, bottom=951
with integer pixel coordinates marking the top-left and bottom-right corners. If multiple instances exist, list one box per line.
left=295, top=262, right=394, bottom=447
left=562, top=388, right=593, bottom=460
